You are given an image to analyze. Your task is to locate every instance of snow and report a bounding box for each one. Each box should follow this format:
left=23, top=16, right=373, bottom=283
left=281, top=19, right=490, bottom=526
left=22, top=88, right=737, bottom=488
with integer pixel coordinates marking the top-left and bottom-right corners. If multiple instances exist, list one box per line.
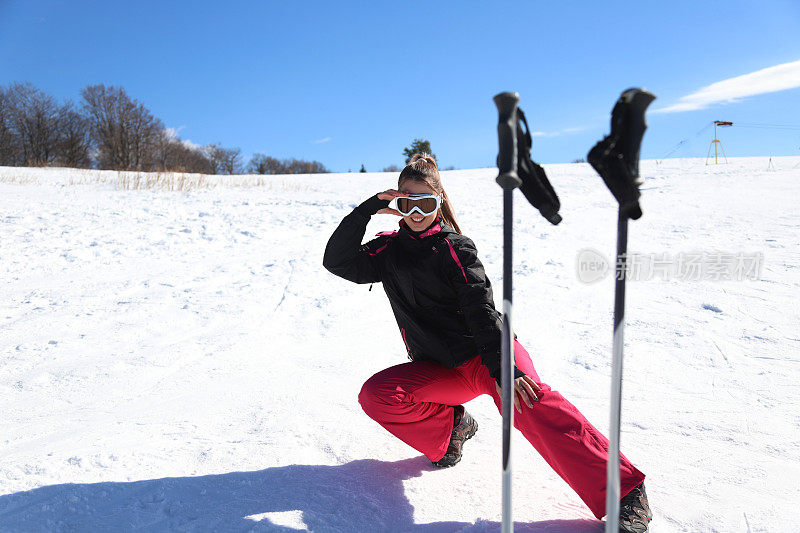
left=1, top=158, right=799, bottom=532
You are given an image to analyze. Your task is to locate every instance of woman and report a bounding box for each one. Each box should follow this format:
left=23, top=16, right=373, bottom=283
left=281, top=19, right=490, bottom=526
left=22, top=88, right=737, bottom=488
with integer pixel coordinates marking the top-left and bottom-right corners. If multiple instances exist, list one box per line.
left=323, top=154, right=652, bottom=532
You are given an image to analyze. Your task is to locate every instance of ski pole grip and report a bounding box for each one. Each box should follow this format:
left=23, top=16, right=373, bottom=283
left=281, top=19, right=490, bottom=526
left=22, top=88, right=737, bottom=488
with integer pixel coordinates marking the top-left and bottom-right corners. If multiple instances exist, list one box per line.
left=587, top=88, right=656, bottom=220
left=494, top=92, right=522, bottom=190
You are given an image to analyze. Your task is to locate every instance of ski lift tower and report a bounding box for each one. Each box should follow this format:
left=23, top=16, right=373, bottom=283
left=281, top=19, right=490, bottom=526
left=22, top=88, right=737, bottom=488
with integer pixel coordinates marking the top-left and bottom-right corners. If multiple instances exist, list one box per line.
left=706, top=120, right=733, bottom=165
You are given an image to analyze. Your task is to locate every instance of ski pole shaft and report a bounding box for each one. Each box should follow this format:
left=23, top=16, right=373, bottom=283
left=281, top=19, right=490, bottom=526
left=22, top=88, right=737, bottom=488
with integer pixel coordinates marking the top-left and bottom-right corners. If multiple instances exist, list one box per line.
left=493, top=91, right=521, bottom=533
left=501, top=188, right=514, bottom=533
left=605, top=210, right=628, bottom=533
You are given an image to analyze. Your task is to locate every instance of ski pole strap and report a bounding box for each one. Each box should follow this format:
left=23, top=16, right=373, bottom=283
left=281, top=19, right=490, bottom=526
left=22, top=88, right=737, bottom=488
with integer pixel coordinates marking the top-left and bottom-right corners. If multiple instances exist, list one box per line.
left=516, top=108, right=562, bottom=225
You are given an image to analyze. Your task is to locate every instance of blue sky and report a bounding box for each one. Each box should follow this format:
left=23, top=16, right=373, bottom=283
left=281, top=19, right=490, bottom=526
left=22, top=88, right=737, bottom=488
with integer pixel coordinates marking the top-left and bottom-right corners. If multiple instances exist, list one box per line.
left=1, top=0, right=799, bottom=171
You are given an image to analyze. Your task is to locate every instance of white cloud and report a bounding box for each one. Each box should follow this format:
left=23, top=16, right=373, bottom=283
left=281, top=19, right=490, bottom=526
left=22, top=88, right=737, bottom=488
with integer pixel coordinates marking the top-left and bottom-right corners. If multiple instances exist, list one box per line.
left=180, top=138, right=202, bottom=151
left=312, top=137, right=332, bottom=144
left=165, top=127, right=202, bottom=151
left=654, top=59, right=800, bottom=114
left=531, top=125, right=589, bottom=137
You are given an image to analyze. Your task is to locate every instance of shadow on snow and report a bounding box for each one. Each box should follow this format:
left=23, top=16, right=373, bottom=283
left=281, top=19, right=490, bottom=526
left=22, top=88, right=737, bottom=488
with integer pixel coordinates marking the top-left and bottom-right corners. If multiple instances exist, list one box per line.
left=0, top=457, right=602, bottom=532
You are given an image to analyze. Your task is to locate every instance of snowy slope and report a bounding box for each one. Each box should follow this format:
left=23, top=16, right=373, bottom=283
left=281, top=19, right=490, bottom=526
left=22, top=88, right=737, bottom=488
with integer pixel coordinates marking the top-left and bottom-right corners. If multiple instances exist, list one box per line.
left=1, top=158, right=799, bottom=532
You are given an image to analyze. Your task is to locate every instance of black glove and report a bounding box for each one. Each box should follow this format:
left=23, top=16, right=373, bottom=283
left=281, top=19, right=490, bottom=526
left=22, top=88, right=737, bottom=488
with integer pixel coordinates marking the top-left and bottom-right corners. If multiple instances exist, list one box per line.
left=355, top=194, right=390, bottom=217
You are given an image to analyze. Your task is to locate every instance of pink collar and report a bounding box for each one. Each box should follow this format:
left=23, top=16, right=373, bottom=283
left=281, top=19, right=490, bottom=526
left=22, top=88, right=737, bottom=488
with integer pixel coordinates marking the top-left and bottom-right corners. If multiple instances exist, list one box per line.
left=399, top=216, right=443, bottom=239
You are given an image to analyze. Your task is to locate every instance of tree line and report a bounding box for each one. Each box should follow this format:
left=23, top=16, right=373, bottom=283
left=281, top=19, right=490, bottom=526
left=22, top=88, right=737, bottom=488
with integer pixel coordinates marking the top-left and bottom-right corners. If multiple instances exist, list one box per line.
left=0, top=82, right=328, bottom=174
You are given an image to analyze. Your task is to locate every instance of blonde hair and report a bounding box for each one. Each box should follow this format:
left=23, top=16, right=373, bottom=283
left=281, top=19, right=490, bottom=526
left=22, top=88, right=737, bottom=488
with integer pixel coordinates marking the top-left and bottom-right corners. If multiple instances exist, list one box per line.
left=398, top=153, right=462, bottom=234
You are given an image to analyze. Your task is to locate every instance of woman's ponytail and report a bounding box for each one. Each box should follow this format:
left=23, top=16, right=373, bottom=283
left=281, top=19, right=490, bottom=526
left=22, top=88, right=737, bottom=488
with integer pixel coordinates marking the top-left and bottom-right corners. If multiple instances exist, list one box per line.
left=438, top=188, right=462, bottom=234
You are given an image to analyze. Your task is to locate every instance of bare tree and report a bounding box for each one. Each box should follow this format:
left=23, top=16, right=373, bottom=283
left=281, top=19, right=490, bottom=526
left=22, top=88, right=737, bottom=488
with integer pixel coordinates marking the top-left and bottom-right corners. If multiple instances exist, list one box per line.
left=203, top=144, right=223, bottom=173
left=128, top=111, right=164, bottom=171
left=204, top=143, right=241, bottom=174
left=247, top=153, right=282, bottom=174
left=219, top=147, right=242, bottom=175
left=81, top=84, right=163, bottom=170
left=153, top=129, right=213, bottom=173
left=1, top=80, right=329, bottom=175
left=55, top=101, right=92, bottom=168
left=0, top=86, right=19, bottom=166
left=245, top=153, right=329, bottom=174
left=154, top=129, right=180, bottom=171
left=174, top=144, right=214, bottom=173
left=153, top=128, right=174, bottom=171
left=6, top=82, right=62, bottom=166
left=382, top=164, right=401, bottom=172
left=284, top=158, right=328, bottom=174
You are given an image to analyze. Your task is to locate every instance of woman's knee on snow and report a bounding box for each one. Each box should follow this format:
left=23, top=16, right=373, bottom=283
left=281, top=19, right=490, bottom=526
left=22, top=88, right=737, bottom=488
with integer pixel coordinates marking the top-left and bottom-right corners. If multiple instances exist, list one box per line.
left=358, top=374, right=412, bottom=419
left=358, top=378, right=380, bottom=415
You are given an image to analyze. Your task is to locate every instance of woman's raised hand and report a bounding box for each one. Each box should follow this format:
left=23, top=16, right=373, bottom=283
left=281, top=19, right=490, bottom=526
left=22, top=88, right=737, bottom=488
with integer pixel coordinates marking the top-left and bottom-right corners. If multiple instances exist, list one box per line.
left=495, top=374, right=542, bottom=413
left=376, top=189, right=408, bottom=216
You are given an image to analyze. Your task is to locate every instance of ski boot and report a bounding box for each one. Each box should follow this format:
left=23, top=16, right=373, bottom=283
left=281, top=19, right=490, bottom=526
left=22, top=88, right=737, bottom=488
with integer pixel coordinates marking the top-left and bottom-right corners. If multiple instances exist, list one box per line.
left=618, top=482, right=653, bottom=533
left=432, top=405, right=478, bottom=468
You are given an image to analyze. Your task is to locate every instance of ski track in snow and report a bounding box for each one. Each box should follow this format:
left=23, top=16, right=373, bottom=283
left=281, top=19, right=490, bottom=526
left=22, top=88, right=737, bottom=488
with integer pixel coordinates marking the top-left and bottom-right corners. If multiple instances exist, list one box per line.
left=1, top=158, right=799, bottom=532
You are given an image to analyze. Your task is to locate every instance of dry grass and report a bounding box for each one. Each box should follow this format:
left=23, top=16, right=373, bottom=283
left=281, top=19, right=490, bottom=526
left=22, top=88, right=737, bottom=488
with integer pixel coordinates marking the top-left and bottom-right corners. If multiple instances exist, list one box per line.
left=115, top=171, right=212, bottom=191
left=0, top=167, right=311, bottom=192
left=0, top=174, right=39, bottom=185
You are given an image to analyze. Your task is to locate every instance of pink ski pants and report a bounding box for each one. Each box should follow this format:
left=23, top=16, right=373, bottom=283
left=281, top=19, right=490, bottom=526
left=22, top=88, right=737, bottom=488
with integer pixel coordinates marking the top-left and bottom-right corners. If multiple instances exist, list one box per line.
left=358, top=339, right=646, bottom=519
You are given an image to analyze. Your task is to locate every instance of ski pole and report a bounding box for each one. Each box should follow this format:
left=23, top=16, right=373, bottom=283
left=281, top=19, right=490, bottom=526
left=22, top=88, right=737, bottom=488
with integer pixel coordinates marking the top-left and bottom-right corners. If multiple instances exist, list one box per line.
left=493, top=91, right=521, bottom=533
left=494, top=92, right=563, bottom=532
left=587, top=88, right=655, bottom=533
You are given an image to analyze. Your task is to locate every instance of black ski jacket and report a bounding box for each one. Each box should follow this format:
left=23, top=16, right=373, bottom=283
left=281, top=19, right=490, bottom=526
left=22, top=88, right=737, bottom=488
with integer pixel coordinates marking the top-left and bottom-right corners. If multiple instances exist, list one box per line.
left=323, top=195, right=523, bottom=386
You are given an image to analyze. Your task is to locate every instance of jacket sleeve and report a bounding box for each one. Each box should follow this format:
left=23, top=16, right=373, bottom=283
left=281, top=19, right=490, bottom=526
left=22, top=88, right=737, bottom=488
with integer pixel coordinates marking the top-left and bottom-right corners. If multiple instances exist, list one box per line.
left=323, top=195, right=390, bottom=284
left=444, top=236, right=525, bottom=386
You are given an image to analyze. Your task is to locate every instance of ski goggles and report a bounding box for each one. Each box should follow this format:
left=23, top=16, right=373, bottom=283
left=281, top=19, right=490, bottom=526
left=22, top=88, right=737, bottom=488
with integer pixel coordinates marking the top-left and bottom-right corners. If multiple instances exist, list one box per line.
left=392, top=193, right=442, bottom=217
